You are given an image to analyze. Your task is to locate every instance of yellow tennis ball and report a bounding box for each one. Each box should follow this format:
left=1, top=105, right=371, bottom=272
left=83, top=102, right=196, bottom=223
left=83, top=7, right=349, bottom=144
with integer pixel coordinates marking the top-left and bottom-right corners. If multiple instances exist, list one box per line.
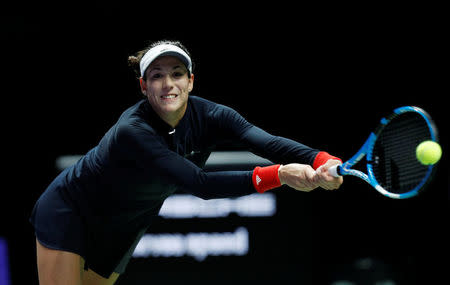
left=416, top=140, right=442, bottom=165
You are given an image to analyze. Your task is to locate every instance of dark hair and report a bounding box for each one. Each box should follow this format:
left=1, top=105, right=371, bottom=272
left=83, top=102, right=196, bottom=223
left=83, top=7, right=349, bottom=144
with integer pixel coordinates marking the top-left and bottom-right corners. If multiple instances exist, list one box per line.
left=128, top=40, right=194, bottom=80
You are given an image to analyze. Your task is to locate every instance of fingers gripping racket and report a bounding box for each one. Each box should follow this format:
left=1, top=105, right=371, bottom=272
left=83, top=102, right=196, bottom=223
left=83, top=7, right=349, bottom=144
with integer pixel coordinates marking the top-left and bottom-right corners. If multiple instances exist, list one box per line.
left=328, top=106, right=439, bottom=199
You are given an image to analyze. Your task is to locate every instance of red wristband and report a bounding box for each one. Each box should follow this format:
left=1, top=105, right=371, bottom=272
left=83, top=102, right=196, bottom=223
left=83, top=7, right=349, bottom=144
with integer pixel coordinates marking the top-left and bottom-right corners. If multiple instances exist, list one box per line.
left=252, top=164, right=282, bottom=193
left=312, top=151, right=342, bottom=170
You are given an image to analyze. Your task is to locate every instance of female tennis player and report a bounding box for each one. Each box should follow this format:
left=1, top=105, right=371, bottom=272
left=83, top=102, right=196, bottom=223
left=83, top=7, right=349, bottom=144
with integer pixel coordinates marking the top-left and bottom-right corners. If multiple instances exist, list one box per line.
left=30, top=40, right=343, bottom=285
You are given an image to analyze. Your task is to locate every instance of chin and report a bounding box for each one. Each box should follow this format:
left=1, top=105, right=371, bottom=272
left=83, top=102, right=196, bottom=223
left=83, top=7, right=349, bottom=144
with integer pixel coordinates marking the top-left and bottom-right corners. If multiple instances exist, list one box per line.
left=161, top=101, right=187, bottom=114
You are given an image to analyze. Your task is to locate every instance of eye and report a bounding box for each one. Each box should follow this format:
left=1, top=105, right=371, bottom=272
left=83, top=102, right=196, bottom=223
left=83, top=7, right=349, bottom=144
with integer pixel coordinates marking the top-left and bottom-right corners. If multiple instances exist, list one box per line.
left=151, top=73, right=162, bottom=79
left=173, top=71, right=183, bottom=77
left=172, top=69, right=186, bottom=78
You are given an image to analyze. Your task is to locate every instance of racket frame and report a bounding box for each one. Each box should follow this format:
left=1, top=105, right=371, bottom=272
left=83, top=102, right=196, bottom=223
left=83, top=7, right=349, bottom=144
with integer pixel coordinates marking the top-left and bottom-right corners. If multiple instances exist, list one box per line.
left=331, top=106, right=438, bottom=199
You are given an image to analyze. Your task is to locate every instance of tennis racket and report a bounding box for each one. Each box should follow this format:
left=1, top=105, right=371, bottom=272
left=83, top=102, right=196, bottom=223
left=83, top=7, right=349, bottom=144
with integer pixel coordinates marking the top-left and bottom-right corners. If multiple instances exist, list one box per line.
left=328, top=106, right=439, bottom=199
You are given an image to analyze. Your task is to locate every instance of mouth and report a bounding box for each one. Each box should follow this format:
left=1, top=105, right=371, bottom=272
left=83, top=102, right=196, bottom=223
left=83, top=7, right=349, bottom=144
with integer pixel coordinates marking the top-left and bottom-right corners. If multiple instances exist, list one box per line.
left=161, top=94, right=178, bottom=100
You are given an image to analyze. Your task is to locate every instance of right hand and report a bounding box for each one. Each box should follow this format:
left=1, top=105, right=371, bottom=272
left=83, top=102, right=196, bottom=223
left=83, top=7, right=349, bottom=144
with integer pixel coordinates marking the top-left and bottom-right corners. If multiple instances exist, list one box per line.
left=278, top=163, right=319, bottom=192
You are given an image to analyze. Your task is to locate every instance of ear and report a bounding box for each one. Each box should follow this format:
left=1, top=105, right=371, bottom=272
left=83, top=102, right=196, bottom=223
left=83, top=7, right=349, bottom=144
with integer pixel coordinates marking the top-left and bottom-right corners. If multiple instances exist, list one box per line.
left=188, top=73, right=194, bottom=92
left=139, top=77, right=147, bottom=95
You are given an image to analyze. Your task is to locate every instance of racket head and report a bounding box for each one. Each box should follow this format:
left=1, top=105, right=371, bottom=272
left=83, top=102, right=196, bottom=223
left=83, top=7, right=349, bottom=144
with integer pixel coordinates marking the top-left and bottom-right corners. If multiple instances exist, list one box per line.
left=367, top=106, right=439, bottom=199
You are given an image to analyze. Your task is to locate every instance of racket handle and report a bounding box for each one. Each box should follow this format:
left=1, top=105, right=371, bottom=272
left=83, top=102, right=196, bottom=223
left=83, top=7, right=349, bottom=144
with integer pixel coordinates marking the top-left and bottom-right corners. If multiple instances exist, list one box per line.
left=328, top=165, right=341, bottom=177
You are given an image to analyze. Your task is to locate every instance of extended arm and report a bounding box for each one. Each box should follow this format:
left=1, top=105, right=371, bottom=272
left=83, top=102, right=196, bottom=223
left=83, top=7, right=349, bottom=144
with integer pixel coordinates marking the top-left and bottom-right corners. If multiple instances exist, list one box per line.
left=116, top=124, right=255, bottom=199
left=240, top=126, right=342, bottom=191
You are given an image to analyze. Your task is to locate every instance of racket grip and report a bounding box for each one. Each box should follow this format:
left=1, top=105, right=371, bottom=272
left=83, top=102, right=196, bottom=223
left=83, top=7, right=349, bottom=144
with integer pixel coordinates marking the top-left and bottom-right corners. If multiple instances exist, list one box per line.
left=328, top=165, right=341, bottom=177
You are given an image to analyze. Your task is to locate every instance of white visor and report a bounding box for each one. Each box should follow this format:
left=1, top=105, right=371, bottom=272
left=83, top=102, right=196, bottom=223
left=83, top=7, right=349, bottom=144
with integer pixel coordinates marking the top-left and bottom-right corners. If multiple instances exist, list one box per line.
left=139, top=44, right=192, bottom=77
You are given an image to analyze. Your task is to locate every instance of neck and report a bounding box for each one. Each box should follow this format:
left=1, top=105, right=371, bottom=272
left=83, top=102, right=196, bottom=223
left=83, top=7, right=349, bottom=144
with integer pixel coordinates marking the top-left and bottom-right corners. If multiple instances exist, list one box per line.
left=158, top=104, right=187, bottom=128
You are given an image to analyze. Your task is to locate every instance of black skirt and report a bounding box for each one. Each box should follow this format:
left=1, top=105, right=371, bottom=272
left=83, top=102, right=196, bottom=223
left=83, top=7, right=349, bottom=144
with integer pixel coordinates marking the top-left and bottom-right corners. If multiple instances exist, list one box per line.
left=29, top=168, right=147, bottom=278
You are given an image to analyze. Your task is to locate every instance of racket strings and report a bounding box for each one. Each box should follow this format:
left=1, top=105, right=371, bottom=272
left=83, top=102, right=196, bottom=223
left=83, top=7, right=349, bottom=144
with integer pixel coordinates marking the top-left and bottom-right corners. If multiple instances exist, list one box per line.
left=372, top=113, right=431, bottom=194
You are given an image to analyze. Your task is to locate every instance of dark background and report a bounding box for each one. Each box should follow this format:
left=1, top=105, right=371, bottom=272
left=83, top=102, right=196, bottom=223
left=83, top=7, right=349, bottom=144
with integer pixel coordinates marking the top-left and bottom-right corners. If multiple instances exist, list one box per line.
left=1, top=2, right=448, bottom=284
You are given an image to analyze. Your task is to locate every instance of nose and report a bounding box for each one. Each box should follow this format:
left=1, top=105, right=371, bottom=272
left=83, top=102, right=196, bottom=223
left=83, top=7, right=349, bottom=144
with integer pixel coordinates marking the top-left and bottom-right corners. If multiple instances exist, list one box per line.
left=162, top=75, right=174, bottom=90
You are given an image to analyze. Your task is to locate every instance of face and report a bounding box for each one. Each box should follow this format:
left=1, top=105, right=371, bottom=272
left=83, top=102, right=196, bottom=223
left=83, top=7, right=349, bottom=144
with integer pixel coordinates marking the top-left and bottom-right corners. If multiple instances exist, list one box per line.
left=140, top=56, right=194, bottom=127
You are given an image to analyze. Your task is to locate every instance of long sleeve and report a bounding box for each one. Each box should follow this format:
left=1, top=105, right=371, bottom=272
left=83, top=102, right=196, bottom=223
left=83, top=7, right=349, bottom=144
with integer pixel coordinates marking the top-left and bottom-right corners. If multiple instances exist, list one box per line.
left=114, top=122, right=255, bottom=200
left=207, top=102, right=320, bottom=166
left=240, top=125, right=320, bottom=166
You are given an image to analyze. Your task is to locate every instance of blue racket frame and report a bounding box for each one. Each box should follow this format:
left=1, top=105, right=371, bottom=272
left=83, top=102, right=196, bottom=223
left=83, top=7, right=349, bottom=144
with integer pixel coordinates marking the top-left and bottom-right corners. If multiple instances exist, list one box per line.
left=335, top=106, right=438, bottom=199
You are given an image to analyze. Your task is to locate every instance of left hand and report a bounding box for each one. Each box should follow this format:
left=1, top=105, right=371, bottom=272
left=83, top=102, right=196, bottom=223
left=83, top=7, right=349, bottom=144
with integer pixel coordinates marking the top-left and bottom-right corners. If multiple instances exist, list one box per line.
left=314, top=159, right=343, bottom=190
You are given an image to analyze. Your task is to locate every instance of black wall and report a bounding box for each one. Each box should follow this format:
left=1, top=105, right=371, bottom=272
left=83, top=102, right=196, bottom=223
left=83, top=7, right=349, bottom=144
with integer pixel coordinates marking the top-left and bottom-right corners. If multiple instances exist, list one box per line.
left=2, top=2, right=447, bottom=284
